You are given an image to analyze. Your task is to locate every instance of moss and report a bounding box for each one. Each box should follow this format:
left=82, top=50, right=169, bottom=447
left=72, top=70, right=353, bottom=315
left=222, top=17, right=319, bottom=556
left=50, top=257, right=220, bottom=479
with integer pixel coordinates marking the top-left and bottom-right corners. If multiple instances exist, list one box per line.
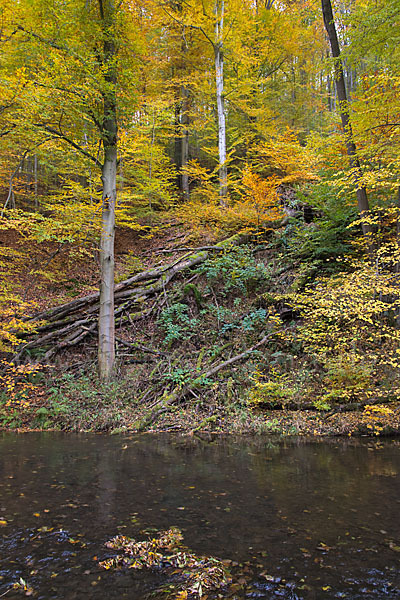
left=183, top=283, right=203, bottom=308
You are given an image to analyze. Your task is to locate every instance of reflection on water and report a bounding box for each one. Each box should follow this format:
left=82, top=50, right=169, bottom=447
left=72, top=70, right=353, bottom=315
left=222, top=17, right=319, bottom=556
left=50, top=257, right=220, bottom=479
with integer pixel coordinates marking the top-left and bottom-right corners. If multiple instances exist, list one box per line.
left=0, top=433, right=399, bottom=599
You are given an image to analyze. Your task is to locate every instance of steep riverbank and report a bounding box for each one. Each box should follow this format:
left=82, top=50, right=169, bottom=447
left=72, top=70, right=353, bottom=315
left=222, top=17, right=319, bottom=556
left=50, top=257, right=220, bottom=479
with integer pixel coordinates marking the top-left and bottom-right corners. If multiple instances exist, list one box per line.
left=2, top=212, right=400, bottom=437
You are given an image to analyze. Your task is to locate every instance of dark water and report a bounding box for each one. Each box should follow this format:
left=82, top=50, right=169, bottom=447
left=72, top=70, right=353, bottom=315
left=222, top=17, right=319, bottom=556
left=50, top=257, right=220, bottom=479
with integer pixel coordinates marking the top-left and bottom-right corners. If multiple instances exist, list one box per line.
left=0, top=433, right=399, bottom=599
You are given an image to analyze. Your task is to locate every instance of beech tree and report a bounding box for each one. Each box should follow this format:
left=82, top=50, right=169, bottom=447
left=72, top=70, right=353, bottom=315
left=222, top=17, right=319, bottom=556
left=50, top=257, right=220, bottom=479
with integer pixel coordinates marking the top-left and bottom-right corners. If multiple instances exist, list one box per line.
left=321, top=0, right=370, bottom=230
left=163, top=0, right=230, bottom=199
left=97, top=0, right=118, bottom=381
left=0, top=0, right=132, bottom=379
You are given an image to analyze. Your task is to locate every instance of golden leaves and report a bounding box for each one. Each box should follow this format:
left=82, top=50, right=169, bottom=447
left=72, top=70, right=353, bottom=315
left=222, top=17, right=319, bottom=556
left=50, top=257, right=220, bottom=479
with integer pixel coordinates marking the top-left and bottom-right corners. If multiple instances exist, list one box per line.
left=100, top=528, right=230, bottom=598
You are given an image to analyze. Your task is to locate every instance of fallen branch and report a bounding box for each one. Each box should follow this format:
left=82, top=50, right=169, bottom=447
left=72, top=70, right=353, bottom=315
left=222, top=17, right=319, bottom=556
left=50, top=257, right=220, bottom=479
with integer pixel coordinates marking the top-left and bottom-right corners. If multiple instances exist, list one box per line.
left=13, top=233, right=244, bottom=364
left=156, top=246, right=225, bottom=254
left=136, top=328, right=283, bottom=430
left=323, top=398, right=400, bottom=419
left=115, top=336, right=167, bottom=357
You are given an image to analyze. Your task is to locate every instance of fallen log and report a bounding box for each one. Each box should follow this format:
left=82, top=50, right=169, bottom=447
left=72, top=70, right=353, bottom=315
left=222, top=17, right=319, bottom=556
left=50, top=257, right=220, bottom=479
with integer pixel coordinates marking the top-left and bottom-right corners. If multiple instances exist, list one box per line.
left=136, top=328, right=283, bottom=431
left=12, top=234, right=244, bottom=364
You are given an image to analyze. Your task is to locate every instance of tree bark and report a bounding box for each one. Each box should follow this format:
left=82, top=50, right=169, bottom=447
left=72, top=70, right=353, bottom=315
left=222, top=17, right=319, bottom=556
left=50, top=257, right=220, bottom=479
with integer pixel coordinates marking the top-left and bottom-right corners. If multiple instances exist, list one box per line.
left=321, top=0, right=370, bottom=233
left=214, top=0, right=227, bottom=201
left=181, top=85, right=190, bottom=199
left=98, top=0, right=118, bottom=381
left=174, top=94, right=182, bottom=189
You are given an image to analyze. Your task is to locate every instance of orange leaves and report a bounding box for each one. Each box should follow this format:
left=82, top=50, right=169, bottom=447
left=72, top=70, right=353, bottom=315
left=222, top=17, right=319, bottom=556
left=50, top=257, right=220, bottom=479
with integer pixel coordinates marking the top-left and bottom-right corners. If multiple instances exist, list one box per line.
left=175, top=130, right=315, bottom=237
left=174, top=165, right=284, bottom=237
left=242, top=168, right=280, bottom=211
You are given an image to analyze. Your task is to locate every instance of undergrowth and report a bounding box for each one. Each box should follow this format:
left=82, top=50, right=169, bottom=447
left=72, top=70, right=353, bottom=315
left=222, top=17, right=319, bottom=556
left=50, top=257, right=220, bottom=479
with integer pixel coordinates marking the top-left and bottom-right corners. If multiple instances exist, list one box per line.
left=1, top=204, right=400, bottom=436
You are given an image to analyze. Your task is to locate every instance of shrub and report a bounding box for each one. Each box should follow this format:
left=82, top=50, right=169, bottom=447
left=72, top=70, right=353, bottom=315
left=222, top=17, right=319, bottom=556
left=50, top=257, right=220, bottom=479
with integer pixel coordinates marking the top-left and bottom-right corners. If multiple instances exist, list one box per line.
left=199, top=246, right=270, bottom=295
left=158, top=303, right=198, bottom=348
left=247, top=369, right=295, bottom=407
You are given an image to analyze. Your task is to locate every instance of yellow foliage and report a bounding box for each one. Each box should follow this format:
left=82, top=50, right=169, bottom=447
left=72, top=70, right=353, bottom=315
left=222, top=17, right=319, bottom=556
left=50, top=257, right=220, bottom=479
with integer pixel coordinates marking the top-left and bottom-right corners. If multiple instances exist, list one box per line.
left=249, top=129, right=318, bottom=184
left=362, top=404, right=396, bottom=436
left=175, top=165, right=284, bottom=236
left=363, top=404, right=393, bottom=416
left=288, top=238, right=400, bottom=404
left=0, top=360, right=43, bottom=412
left=247, top=368, right=295, bottom=407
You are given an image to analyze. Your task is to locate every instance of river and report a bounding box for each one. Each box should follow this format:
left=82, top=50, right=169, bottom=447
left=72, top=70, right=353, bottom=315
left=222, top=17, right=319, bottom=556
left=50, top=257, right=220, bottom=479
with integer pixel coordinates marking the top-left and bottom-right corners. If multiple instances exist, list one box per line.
left=0, top=433, right=399, bottom=599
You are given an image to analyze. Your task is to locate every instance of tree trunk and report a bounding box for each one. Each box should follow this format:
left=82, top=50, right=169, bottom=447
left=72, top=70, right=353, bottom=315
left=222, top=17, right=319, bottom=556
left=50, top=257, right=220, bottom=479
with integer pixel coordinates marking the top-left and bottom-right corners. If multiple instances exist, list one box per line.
left=174, top=93, right=182, bottom=190
left=321, top=0, right=370, bottom=233
left=214, top=0, right=227, bottom=201
left=98, top=0, right=118, bottom=381
left=181, top=85, right=190, bottom=199
left=34, top=154, right=38, bottom=209
left=99, top=146, right=117, bottom=380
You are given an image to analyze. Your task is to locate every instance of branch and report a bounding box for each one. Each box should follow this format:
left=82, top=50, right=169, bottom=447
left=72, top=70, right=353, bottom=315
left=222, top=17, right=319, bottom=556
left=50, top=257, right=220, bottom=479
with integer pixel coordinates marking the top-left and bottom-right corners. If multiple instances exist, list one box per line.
left=0, top=124, right=16, bottom=138
left=115, top=336, right=167, bottom=357
left=137, top=327, right=283, bottom=430
left=156, top=245, right=225, bottom=254
left=39, top=125, right=100, bottom=165
left=161, top=6, right=215, bottom=48
left=194, top=329, right=283, bottom=382
left=0, top=138, right=51, bottom=217
left=33, top=82, right=103, bottom=131
left=17, top=25, right=67, bottom=52
left=366, top=123, right=400, bottom=132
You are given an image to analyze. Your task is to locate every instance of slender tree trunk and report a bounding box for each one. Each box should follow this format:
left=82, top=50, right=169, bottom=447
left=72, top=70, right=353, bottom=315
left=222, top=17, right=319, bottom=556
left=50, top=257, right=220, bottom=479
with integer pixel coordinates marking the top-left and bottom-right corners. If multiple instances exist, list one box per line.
left=98, top=0, right=118, bottom=381
left=214, top=0, right=227, bottom=201
left=174, top=92, right=182, bottom=190
left=321, top=0, right=370, bottom=234
left=181, top=85, right=190, bottom=199
left=174, top=85, right=190, bottom=199
left=34, top=154, right=38, bottom=209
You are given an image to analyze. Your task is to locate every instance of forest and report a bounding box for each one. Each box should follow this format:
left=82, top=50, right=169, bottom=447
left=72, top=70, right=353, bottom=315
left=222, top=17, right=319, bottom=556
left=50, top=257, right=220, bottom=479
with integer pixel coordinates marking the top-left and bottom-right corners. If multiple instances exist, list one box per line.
left=0, top=0, right=400, bottom=435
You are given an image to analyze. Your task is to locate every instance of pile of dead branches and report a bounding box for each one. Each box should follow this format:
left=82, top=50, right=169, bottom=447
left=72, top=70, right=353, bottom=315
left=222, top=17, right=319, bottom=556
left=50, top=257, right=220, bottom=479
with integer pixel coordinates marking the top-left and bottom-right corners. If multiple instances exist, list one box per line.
left=12, top=237, right=241, bottom=365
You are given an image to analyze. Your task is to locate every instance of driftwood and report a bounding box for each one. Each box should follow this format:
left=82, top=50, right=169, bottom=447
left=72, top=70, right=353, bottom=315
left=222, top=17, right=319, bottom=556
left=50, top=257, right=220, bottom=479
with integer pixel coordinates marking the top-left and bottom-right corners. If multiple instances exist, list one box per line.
left=13, top=234, right=243, bottom=364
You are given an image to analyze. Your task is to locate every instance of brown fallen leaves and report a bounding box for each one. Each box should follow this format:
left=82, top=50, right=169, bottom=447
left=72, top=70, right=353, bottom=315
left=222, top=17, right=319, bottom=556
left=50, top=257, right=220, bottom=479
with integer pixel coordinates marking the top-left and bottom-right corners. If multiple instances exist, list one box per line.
left=99, top=527, right=231, bottom=599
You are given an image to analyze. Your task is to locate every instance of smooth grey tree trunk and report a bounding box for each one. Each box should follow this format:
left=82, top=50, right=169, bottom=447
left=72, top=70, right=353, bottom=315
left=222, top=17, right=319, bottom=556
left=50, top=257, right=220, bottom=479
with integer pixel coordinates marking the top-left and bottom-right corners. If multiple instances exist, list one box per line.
left=98, top=146, right=117, bottom=381
left=214, top=0, right=227, bottom=201
left=174, top=95, right=182, bottom=189
left=98, top=0, right=118, bottom=381
left=321, top=0, right=370, bottom=231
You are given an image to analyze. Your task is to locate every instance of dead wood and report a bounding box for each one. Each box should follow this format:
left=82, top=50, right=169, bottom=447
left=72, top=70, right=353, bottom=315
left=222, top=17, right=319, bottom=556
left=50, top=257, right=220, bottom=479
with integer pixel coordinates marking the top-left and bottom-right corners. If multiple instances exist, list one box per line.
left=13, top=233, right=243, bottom=364
left=156, top=246, right=225, bottom=254
left=115, top=336, right=167, bottom=356
left=323, top=398, right=399, bottom=419
left=136, top=328, right=283, bottom=430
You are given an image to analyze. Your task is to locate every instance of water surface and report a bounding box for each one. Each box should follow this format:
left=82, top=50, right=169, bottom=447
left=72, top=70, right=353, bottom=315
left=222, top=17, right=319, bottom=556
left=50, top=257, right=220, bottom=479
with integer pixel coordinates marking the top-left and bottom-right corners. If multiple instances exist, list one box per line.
left=0, top=433, right=399, bottom=599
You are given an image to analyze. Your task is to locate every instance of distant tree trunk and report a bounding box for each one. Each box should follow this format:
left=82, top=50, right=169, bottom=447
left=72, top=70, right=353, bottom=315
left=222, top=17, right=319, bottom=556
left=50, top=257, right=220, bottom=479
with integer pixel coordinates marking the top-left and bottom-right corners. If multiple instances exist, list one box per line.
left=321, top=0, right=370, bottom=234
left=214, top=0, right=227, bottom=201
left=34, top=154, right=38, bottom=209
left=181, top=85, right=190, bottom=199
left=174, top=94, right=182, bottom=189
left=173, top=83, right=190, bottom=200
left=98, top=0, right=118, bottom=381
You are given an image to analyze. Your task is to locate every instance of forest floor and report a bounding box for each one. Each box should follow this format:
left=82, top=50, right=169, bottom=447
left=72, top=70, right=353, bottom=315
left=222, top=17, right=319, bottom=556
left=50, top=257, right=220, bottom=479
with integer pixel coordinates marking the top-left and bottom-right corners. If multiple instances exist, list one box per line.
left=1, top=217, right=400, bottom=438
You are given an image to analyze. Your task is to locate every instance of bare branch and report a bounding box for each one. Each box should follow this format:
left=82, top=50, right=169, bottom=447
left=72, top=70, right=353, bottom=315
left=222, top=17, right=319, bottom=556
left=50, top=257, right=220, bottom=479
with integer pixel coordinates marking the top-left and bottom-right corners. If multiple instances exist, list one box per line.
left=38, top=125, right=100, bottom=165
left=160, top=5, right=215, bottom=48
left=0, top=138, right=51, bottom=217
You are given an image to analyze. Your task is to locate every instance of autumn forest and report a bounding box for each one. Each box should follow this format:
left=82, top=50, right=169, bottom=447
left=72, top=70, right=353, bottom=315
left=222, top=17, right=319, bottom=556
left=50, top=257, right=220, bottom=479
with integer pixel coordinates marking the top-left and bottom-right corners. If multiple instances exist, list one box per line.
left=0, top=0, right=400, bottom=435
